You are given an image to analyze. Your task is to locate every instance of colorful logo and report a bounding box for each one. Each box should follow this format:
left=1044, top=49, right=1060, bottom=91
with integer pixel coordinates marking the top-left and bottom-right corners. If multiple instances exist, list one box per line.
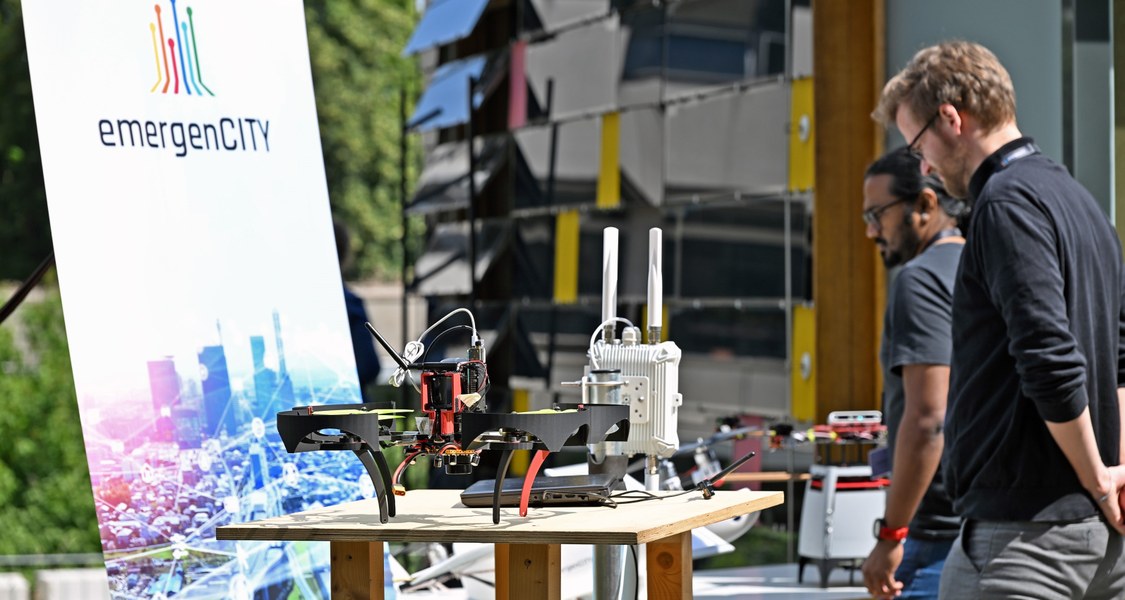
left=149, top=0, right=215, bottom=96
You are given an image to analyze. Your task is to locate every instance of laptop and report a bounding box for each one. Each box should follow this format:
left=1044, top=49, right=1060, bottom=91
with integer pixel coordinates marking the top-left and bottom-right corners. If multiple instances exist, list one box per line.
left=459, top=473, right=619, bottom=508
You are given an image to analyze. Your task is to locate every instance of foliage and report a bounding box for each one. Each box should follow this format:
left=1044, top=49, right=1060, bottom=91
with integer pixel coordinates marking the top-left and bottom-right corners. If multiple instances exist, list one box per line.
left=695, top=525, right=791, bottom=570
left=0, top=0, right=52, bottom=282
left=0, top=291, right=101, bottom=554
left=305, top=0, right=424, bottom=281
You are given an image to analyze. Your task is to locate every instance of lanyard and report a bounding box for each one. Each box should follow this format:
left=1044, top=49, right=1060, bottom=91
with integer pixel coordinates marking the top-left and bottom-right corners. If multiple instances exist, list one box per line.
left=1000, top=143, right=1039, bottom=167
left=919, top=227, right=963, bottom=254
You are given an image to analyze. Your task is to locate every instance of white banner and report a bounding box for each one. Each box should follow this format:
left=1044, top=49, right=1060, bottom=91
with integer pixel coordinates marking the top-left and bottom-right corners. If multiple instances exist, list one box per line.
left=22, top=1, right=383, bottom=597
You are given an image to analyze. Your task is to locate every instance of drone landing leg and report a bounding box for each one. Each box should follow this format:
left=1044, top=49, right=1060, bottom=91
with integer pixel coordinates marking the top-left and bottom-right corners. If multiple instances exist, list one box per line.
left=519, top=450, right=550, bottom=517
left=371, top=448, right=396, bottom=517
left=492, top=449, right=516, bottom=524
left=354, top=447, right=390, bottom=524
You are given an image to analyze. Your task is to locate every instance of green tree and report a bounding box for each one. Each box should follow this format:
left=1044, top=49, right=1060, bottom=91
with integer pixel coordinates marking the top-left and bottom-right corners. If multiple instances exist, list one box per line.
left=0, top=0, right=52, bottom=281
left=305, top=0, right=423, bottom=281
left=0, top=291, right=101, bottom=554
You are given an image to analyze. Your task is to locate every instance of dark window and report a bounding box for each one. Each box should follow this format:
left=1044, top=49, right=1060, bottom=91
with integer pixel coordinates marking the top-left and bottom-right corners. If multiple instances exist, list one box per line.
left=673, top=203, right=811, bottom=300
left=667, top=34, right=747, bottom=78
left=620, top=0, right=786, bottom=83
left=512, top=219, right=554, bottom=299
left=669, top=306, right=786, bottom=358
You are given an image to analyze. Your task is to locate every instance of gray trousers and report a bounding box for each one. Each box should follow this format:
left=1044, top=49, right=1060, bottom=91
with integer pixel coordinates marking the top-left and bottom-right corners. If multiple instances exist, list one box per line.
left=939, top=516, right=1125, bottom=599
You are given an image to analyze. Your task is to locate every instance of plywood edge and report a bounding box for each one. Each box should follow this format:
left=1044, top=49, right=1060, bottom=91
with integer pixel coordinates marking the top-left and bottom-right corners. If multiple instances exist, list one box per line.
left=217, top=525, right=644, bottom=545
left=215, top=490, right=784, bottom=547
left=632, top=491, right=784, bottom=545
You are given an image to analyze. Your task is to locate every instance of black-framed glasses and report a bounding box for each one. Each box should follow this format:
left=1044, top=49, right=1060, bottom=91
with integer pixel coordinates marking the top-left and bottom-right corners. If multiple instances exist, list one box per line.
left=862, top=197, right=909, bottom=228
left=907, top=112, right=940, bottom=159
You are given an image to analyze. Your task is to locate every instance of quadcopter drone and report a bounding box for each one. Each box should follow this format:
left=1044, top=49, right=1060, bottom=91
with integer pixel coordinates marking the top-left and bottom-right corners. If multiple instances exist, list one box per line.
left=277, top=309, right=630, bottom=524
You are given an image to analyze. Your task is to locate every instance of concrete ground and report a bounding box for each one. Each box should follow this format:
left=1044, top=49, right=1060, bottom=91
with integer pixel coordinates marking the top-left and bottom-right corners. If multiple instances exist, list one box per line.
left=399, top=562, right=870, bottom=599
left=694, top=563, right=869, bottom=599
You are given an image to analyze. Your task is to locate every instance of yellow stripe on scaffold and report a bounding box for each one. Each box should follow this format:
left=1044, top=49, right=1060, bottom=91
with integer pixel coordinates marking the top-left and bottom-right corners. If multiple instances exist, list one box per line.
left=788, top=77, right=814, bottom=192
left=596, top=112, right=621, bottom=209
left=553, top=210, right=579, bottom=303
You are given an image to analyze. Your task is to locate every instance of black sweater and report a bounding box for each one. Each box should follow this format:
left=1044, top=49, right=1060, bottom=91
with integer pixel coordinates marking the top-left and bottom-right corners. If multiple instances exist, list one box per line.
left=945, top=138, right=1124, bottom=521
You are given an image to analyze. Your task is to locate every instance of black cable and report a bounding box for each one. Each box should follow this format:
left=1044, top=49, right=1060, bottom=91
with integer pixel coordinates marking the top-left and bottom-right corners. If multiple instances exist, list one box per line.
left=608, top=489, right=696, bottom=505
left=420, top=324, right=474, bottom=363
left=611, top=490, right=660, bottom=501
left=460, top=573, right=495, bottom=588
left=0, top=252, right=54, bottom=326
left=629, top=544, right=639, bottom=600
left=471, top=361, right=490, bottom=395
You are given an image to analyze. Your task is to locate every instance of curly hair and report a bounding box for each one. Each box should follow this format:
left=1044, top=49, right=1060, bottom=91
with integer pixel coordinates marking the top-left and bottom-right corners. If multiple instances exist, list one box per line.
left=873, top=41, right=1016, bottom=133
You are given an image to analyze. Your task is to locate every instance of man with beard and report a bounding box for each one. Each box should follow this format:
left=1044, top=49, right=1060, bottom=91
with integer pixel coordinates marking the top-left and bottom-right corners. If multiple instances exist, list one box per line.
left=860, top=148, right=964, bottom=600
left=874, top=40, right=1125, bottom=599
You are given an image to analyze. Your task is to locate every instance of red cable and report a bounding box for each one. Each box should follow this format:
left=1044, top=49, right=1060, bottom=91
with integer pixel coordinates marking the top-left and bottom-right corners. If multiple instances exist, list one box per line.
left=393, top=450, right=422, bottom=488
left=519, top=450, right=550, bottom=517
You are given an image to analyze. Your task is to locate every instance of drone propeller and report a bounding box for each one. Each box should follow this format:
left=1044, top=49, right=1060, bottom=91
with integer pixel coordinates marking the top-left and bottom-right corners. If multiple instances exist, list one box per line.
left=308, top=406, right=412, bottom=414
left=309, top=410, right=404, bottom=419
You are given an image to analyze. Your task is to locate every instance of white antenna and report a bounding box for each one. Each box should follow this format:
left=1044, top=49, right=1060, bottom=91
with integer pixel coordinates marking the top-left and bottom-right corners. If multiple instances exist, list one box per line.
left=602, top=227, right=619, bottom=342
left=647, top=228, right=662, bottom=344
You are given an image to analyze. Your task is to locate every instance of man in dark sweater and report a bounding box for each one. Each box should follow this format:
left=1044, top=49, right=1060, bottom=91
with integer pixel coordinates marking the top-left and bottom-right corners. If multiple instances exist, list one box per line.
left=860, top=149, right=964, bottom=600
left=874, top=41, right=1125, bottom=599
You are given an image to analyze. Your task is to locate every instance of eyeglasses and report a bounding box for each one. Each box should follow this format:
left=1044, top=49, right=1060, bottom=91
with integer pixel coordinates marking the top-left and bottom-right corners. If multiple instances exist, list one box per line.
left=907, top=112, right=940, bottom=159
left=862, top=197, right=909, bottom=228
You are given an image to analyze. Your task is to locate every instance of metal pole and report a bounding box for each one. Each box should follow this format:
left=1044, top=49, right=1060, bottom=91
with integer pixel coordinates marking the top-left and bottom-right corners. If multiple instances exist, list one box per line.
left=588, top=369, right=628, bottom=600
left=787, top=439, right=795, bottom=564
left=593, top=545, right=627, bottom=600
left=1062, top=0, right=1076, bottom=174
left=544, top=78, right=559, bottom=390
left=399, top=86, right=411, bottom=409
left=466, top=76, right=479, bottom=307
left=782, top=0, right=796, bottom=554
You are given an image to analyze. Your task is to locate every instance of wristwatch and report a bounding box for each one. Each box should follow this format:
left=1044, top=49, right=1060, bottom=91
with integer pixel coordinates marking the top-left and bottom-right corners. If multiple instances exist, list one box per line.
left=873, top=518, right=909, bottom=542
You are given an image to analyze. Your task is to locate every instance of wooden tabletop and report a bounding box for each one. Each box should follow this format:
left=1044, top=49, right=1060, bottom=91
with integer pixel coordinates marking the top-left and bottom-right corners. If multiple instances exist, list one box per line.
left=217, top=488, right=783, bottom=546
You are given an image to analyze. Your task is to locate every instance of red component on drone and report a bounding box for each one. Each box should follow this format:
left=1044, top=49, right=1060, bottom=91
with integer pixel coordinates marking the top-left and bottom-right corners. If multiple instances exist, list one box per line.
left=420, top=370, right=463, bottom=439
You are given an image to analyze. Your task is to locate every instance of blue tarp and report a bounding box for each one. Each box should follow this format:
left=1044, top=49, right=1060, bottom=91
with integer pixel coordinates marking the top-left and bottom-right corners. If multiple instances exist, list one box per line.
left=403, top=0, right=491, bottom=56
left=407, top=55, right=488, bottom=132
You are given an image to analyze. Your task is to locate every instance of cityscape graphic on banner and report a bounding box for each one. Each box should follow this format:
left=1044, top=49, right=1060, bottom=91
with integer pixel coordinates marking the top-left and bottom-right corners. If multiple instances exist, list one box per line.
left=80, top=310, right=371, bottom=599
left=149, top=0, right=216, bottom=96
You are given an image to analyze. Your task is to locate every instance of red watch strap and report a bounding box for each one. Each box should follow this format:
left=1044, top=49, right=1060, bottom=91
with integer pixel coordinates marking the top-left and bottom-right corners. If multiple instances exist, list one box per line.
left=878, top=525, right=909, bottom=542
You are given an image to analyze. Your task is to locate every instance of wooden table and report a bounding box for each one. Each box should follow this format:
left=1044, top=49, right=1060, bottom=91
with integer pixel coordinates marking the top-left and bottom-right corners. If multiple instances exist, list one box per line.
left=217, top=488, right=783, bottom=600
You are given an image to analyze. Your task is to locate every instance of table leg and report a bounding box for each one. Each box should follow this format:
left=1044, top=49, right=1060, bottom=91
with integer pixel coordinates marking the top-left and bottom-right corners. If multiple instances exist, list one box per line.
left=494, top=543, right=509, bottom=599
left=330, top=541, right=384, bottom=600
left=495, top=543, right=560, bottom=600
left=646, top=531, right=692, bottom=599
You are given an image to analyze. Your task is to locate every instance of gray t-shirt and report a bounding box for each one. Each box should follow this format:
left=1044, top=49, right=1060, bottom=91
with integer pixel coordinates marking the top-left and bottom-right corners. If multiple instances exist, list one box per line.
left=879, top=240, right=962, bottom=539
